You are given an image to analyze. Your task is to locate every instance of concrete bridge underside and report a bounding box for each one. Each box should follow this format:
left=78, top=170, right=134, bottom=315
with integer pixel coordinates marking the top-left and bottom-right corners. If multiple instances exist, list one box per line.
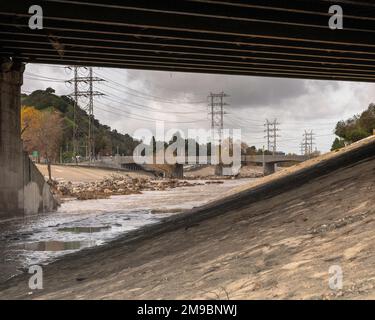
left=1, top=0, right=375, bottom=217
left=2, top=1, right=375, bottom=82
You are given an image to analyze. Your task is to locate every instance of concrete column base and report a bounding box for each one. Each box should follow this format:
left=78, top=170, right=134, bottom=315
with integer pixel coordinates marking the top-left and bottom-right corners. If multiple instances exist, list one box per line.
left=170, top=164, right=184, bottom=179
left=214, top=164, right=223, bottom=176
left=264, top=162, right=276, bottom=175
left=214, top=164, right=237, bottom=176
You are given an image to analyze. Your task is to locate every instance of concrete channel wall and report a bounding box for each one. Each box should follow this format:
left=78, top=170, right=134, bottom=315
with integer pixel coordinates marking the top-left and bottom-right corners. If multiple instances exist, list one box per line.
left=22, top=152, right=58, bottom=215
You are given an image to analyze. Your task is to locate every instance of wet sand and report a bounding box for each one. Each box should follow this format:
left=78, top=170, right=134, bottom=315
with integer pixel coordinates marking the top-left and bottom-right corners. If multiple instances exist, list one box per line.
left=36, top=164, right=154, bottom=183
left=0, top=137, right=374, bottom=299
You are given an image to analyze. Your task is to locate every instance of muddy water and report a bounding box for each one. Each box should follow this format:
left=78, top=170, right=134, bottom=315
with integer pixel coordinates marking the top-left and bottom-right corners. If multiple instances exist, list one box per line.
left=0, top=179, right=254, bottom=283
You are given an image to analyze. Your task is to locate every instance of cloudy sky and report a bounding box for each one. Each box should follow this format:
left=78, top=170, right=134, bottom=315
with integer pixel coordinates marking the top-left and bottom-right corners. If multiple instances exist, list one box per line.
left=22, top=63, right=375, bottom=154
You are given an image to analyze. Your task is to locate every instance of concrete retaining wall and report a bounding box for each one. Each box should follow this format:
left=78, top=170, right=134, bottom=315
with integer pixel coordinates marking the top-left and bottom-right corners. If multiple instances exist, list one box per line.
left=22, top=153, right=58, bottom=215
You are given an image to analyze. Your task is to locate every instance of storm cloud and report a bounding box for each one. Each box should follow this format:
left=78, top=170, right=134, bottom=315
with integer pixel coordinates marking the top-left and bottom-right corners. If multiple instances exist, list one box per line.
left=23, top=64, right=375, bottom=154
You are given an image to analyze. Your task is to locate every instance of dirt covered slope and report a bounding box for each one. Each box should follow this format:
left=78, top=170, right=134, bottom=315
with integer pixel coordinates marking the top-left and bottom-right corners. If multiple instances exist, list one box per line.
left=0, top=137, right=374, bottom=299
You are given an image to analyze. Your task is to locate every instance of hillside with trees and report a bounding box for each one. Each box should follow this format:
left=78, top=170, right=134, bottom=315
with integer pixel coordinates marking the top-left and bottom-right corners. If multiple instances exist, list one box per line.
left=21, top=88, right=140, bottom=162
left=331, top=104, right=375, bottom=151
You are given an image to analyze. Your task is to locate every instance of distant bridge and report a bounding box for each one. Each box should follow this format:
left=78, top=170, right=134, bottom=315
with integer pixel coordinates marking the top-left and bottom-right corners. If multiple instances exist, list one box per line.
left=241, top=155, right=309, bottom=174
left=83, top=154, right=309, bottom=176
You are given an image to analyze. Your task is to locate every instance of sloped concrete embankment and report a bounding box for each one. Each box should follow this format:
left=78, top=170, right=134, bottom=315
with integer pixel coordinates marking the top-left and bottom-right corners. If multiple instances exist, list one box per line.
left=143, top=136, right=375, bottom=234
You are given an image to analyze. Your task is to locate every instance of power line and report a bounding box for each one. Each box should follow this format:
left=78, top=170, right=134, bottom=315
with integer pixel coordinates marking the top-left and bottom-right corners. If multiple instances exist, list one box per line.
left=96, top=92, right=205, bottom=123
left=94, top=70, right=207, bottom=105
left=24, top=76, right=66, bottom=83
left=24, top=72, right=67, bottom=82
left=95, top=101, right=207, bottom=124
left=96, top=83, right=206, bottom=115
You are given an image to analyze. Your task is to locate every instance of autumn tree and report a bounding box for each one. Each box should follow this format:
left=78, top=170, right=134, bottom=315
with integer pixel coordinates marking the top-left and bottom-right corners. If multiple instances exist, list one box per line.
left=21, top=106, right=42, bottom=149
left=21, top=106, right=63, bottom=181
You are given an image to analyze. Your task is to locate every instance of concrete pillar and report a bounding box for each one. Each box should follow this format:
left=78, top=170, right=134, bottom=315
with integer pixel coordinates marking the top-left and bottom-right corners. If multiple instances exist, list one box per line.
left=0, top=59, right=25, bottom=218
left=214, top=164, right=223, bottom=176
left=170, top=164, right=184, bottom=179
left=264, top=162, right=276, bottom=175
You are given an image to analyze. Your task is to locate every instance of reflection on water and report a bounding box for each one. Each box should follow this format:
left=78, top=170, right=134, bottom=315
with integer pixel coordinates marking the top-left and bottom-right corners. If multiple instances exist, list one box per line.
left=0, top=178, right=254, bottom=283
left=57, top=226, right=111, bottom=233
left=23, top=240, right=97, bottom=251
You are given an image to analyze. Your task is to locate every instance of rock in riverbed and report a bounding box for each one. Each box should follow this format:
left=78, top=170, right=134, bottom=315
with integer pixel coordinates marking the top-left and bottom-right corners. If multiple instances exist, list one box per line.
left=53, top=174, right=204, bottom=201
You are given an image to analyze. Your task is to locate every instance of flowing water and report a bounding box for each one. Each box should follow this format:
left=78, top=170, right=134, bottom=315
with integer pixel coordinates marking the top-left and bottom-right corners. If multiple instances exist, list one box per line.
left=0, top=179, right=254, bottom=283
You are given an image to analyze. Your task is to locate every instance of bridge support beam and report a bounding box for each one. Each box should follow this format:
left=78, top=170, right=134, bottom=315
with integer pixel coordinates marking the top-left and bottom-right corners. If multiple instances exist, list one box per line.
left=264, top=162, right=276, bottom=176
left=0, top=59, right=25, bottom=218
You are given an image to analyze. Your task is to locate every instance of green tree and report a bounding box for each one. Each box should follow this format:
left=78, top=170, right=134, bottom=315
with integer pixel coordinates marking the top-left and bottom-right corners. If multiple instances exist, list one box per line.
left=331, top=137, right=346, bottom=151
left=333, top=104, right=375, bottom=148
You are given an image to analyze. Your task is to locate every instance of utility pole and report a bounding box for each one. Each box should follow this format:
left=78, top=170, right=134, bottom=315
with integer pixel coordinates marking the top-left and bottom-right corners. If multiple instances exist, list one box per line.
left=264, top=119, right=280, bottom=155
left=88, top=67, right=94, bottom=161
left=66, top=66, right=79, bottom=157
left=73, top=67, right=78, bottom=157
left=208, top=92, right=229, bottom=163
left=67, top=67, right=104, bottom=161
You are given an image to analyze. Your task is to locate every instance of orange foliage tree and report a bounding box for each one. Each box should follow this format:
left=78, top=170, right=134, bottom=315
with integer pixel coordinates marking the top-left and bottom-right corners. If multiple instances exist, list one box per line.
left=21, top=106, right=63, bottom=181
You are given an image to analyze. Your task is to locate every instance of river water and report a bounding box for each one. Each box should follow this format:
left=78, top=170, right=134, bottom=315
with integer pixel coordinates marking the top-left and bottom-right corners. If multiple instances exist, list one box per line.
left=0, top=178, right=254, bottom=283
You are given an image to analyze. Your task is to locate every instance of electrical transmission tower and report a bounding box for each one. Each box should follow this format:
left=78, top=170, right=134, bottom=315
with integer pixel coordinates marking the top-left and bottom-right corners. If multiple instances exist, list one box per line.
left=264, top=119, right=280, bottom=155
left=301, top=130, right=315, bottom=155
left=208, top=92, right=228, bottom=168
left=66, top=67, right=104, bottom=161
left=208, top=92, right=229, bottom=144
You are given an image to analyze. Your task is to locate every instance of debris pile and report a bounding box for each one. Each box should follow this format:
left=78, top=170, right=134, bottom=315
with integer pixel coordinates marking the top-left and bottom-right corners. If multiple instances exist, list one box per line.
left=53, top=174, right=204, bottom=200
